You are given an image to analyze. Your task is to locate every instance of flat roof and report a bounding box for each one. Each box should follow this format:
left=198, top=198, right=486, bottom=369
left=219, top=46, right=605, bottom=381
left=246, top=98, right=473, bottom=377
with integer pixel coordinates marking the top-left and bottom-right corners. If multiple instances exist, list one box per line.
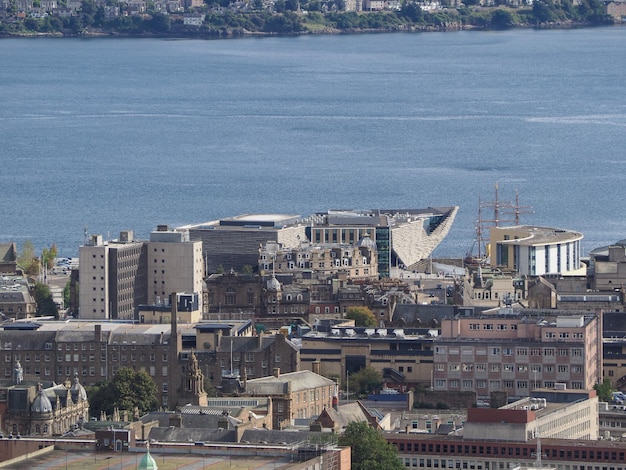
left=494, top=225, right=583, bottom=245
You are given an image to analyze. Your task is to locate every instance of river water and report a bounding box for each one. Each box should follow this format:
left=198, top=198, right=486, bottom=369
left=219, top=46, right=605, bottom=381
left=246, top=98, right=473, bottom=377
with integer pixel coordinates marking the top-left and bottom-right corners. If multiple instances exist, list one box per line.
left=1, top=27, right=625, bottom=258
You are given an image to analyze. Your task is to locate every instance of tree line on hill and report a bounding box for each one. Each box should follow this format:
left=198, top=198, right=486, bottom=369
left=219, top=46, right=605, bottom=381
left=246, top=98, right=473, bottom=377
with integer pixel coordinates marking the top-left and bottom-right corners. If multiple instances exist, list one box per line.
left=0, top=0, right=613, bottom=37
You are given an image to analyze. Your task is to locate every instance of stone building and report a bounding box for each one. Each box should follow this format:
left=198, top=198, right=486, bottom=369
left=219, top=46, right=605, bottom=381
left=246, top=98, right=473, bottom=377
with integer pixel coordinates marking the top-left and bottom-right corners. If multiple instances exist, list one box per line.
left=0, top=275, right=36, bottom=320
left=0, top=362, right=89, bottom=437
left=0, top=243, right=18, bottom=274
left=243, top=370, right=335, bottom=430
left=194, top=330, right=300, bottom=390
left=259, top=240, right=379, bottom=282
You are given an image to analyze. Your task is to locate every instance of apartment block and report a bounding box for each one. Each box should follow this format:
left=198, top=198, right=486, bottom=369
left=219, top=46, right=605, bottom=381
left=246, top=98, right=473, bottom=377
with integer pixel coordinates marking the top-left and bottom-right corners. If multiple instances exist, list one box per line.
left=433, top=309, right=602, bottom=400
left=146, top=225, right=203, bottom=312
left=79, top=227, right=203, bottom=320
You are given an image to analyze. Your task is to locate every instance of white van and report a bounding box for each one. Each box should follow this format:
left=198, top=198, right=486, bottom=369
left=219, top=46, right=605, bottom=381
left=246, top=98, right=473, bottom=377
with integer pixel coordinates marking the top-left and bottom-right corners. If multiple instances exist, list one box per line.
left=52, top=266, right=69, bottom=275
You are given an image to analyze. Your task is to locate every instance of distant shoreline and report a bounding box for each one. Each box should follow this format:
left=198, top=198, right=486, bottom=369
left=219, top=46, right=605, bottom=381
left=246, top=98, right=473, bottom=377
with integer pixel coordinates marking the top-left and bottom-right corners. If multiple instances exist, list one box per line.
left=0, top=16, right=621, bottom=40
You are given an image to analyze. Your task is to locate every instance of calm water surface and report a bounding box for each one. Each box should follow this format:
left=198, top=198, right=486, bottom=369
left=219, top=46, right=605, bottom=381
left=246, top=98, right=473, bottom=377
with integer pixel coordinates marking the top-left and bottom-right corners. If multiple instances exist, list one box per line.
left=1, top=28, right=625, bottom=258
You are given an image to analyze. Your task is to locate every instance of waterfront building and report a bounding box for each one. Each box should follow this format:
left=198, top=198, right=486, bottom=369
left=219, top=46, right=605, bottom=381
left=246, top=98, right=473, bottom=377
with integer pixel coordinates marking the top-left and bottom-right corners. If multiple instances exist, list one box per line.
left=305, top=207, right=458, bottom=278
left=433, top=308, right=602, bottom=400
left=490, top=226, right=584, bottom=276
left=179, top=207, right=457, bottom=278
left=179, top=214, right=306, bottom=275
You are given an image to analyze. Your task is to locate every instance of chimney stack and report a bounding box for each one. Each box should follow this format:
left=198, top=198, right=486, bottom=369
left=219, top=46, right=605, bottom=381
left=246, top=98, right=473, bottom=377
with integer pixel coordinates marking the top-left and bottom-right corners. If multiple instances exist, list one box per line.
left=273, top=367, right=280, bottom=378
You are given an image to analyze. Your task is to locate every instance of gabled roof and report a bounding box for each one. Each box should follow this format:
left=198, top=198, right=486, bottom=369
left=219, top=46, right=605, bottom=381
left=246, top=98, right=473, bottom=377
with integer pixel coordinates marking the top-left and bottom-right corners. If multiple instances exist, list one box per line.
left=244, top=371, right=335, bottom=396
left=0, top=244, right=17, bottom=264
left=316, top=402, right=370, bottom=430
left=215, top=334, right=298, bottom=355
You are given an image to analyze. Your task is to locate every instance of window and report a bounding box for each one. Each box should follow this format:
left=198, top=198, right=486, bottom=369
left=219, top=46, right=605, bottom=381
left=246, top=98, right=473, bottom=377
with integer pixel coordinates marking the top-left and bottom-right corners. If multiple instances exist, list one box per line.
left=490, top=347, right=500, bottom=356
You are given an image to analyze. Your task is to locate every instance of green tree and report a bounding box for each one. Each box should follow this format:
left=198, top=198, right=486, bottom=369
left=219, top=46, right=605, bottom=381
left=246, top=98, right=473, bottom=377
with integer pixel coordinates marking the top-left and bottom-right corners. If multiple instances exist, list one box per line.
left=532, top=0, right=556, bottom=22
left=401, top=2, right=423, bottom=22
left=349, top=367, right=383, bottom=395
left=338, top=421, right=403, bottom=470
left=41, top=243, right=58, bottom=271
left=63, top=280, right=71, bottom=309
left=18, top=240, right=38, bottom=275
left=346, top=306, right=377, bottom=327
left=150, top=12, right=171, bottom=32
left=594, top=378, right=613, bottom=403
left=490, top=9, right=515, bottom=28
left=33, top=282, right=59, bottom=317
left=242, top=264, right=254, bottom=274
left=87, top=368, right=158, bottom=419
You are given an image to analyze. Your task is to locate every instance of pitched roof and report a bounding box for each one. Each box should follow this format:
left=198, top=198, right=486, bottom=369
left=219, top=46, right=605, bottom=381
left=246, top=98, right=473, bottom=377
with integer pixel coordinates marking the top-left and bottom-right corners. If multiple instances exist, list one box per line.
left=245, top=371, right=335, bottom=396
left=0, top=244, right=16, bottom=264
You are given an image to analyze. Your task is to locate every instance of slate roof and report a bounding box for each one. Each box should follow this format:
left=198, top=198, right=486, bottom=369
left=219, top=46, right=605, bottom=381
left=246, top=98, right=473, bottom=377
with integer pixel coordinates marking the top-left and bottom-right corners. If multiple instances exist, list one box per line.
left=240, top=429, right=311, bottom=446
left=317, top=402, right=370, bottom=429
left=216, top=334, right=296, bottom=354
left=0, top=330, right=57, bottom=351
left=0, top=244, right=16, bottom=264
left=149, top=427, right=236, bottom=443
left=244, top=371, right=335, bottom=396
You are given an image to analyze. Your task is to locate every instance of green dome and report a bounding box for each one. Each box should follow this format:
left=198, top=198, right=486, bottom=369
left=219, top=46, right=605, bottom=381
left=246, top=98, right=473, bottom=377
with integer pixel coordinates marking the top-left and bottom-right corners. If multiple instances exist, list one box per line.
left=138, top=450, right=158, bottom=470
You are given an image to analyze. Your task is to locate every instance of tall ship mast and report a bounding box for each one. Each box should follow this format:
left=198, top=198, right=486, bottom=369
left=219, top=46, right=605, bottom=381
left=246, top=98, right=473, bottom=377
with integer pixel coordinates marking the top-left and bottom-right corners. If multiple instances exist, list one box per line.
left=466, top=183, right=532, bottom=265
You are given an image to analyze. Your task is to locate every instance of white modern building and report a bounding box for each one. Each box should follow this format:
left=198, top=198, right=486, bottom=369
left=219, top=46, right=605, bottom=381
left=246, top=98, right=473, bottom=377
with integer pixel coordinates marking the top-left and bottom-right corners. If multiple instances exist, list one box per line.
left=490, top=226, right=584, bottom=276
